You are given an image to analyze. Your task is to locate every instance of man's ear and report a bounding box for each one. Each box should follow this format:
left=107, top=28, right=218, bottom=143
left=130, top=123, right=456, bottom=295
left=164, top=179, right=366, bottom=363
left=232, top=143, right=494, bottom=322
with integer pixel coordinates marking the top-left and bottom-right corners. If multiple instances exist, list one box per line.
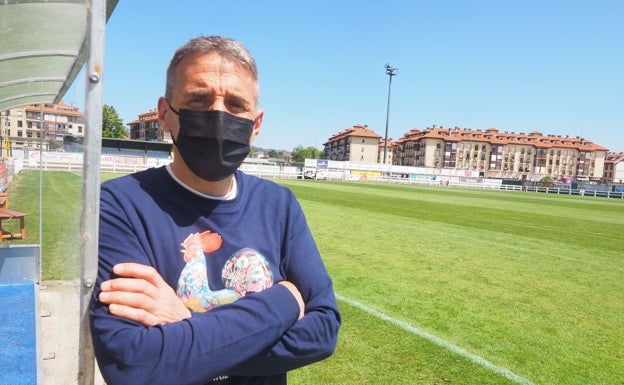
left=157, top=97, right=171, bottom=132
left=249, top=109, right=264, bottom=143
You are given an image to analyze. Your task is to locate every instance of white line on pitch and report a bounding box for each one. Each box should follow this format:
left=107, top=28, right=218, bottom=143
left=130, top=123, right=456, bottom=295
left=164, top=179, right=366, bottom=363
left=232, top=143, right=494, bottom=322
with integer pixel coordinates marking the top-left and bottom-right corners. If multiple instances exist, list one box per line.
left=335, top=293, right=537, bottom=385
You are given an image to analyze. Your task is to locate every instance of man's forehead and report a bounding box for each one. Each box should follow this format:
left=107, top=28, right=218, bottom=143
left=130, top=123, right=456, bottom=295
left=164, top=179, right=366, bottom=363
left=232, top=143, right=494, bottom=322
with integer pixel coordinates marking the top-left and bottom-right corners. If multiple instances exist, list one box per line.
left=174, top=55, right=256, bottom=91
left=178, top=83, right=255, bottom=101
left=177, top=53, right=255, bottom=80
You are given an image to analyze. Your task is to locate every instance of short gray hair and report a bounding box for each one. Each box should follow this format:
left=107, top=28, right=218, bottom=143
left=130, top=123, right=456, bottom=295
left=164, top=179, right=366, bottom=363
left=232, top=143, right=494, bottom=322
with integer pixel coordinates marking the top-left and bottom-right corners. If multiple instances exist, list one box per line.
left=165, top=36, right=259, bottom=100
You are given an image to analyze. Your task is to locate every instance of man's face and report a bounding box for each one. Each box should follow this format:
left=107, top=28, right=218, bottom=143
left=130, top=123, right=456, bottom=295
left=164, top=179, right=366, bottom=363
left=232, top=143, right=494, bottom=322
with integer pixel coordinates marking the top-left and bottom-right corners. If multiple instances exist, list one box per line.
left=159, top=52, right=263, bottom=144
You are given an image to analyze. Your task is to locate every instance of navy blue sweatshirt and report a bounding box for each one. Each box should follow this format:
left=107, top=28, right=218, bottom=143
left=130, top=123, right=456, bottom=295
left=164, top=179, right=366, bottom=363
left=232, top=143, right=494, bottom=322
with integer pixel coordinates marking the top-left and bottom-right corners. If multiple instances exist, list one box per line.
left=90, top=167, right=341, bottom=385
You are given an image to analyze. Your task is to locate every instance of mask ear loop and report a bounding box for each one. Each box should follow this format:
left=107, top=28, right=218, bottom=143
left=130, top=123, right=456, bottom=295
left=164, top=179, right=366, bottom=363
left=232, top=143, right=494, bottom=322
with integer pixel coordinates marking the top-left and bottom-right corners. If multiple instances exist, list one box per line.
left=166, top=99, right=181, bottom=115
left=166, top=99, right=181, bottom=146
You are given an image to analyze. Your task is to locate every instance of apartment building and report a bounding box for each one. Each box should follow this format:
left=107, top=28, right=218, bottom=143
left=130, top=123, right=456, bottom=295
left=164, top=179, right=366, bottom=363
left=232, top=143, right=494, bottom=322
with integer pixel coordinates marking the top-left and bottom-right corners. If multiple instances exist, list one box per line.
left=0, top=101, right=85, bottom=152
left=603, top=152, right=624, bottom=184
left=322, top=124, right=609, bottom=182
left=394, top=126, right=608, bottom=181
left=378, top=138, right=395, bottom=164
left=323, top=124, right=382, bottom=163
left=127, top=108, right=168, bottom=142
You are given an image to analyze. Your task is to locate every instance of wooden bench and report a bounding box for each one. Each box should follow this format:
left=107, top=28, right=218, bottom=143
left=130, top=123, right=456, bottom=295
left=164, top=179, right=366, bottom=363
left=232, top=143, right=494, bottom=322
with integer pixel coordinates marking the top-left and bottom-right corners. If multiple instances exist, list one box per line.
left=0, top=208, right=27, bottom=241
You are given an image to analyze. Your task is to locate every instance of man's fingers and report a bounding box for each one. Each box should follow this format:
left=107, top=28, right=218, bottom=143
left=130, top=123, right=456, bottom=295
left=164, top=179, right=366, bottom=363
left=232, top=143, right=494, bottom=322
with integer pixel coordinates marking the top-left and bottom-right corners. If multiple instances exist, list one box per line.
left=108, top=303, right=159, bottom=327
left=278, top=281, right=305, bottom=320
left=112, top=263, right=169, bottom=289
left=101, top=277, right=154, bottom=294
left=99, top=290, right=157, bottom=312
left=99, top=262, right=192, bottom=326
left=100, top=288, right=190, bottom=326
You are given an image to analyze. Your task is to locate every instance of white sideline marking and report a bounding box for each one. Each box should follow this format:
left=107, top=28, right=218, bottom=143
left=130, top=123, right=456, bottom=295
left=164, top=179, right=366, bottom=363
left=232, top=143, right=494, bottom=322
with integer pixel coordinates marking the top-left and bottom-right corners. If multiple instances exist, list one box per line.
left=335, top=293, right=537, bottom=385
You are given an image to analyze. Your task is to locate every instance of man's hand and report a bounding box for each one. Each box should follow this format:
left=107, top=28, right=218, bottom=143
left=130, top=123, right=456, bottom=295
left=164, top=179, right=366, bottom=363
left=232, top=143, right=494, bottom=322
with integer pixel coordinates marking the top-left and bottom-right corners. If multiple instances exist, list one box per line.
left=99, top=263, right=191, bottom=327
left=277, top=281, right=305, bottom=320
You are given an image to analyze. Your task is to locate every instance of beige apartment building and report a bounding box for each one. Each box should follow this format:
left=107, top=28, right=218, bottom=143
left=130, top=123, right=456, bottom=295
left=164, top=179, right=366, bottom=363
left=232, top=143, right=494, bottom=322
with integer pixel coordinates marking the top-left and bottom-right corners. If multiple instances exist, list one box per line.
left=0, top=101, right=85, bottom=152
left=378, top=138, right=395, bottom=164
left=323, top=124, right=610, bottom=182
left=395, top=126, right=608, bottom=181
left=323, top=124, right=382, bottom=163
left=603, top=152, right=624, bottom=184
left=127, top=108, right=168, bottom=142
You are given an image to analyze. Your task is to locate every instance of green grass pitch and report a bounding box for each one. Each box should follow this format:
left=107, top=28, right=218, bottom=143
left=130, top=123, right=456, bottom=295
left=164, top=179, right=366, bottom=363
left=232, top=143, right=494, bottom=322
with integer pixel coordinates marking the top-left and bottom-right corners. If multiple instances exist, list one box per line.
left=5, top=171, right=624, bottom=384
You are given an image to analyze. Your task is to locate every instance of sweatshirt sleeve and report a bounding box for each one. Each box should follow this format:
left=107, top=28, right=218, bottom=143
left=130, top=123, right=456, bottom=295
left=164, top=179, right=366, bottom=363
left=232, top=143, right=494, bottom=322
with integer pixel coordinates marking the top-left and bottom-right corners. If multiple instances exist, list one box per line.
left=227, top=196, right=342, bottom=377
left=90, top=181, right=301, bottom=385
left=91, top=285, right=300, bottom=385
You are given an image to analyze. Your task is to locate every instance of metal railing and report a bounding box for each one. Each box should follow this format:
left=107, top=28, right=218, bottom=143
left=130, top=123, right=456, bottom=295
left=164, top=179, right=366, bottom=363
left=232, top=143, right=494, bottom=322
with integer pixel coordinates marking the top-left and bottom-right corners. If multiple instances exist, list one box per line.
left=21, top=159, right=624, bottom=200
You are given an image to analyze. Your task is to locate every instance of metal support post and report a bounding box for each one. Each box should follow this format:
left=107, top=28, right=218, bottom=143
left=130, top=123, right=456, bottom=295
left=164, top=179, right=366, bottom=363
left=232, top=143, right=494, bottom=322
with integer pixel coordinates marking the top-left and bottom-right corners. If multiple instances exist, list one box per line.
left=78, top=0, right=106, bottom=383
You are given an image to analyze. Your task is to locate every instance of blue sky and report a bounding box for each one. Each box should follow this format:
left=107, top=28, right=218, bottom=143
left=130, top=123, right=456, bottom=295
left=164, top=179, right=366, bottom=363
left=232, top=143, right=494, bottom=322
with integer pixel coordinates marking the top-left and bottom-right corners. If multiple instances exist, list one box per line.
left=65, top=0, right=624, bottom=153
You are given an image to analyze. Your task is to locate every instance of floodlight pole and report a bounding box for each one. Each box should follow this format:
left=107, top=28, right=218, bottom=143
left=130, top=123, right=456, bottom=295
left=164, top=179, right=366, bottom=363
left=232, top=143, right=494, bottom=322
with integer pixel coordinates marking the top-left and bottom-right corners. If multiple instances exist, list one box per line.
left=383, top=63, right=398, bottom=164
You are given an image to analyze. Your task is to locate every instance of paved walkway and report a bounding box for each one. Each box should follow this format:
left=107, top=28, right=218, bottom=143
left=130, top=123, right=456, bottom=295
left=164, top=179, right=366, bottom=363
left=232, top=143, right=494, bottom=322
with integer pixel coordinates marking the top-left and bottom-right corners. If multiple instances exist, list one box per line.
left=40, top=280, right=106, bottom=385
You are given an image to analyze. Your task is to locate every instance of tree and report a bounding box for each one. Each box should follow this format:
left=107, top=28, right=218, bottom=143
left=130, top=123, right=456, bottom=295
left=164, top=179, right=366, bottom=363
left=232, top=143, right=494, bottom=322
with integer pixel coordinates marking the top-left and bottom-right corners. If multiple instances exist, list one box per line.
left=102, top=105, right=127, bottom=138
left=290, top=145, right=321, bottom=163
left=48, top=139, right=62, bottom=151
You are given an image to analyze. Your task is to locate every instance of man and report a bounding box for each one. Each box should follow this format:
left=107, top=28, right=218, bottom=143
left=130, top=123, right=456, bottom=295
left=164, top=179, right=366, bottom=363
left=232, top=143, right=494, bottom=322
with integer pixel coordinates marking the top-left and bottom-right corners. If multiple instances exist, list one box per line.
left=90, top=36, right=341, bottom=385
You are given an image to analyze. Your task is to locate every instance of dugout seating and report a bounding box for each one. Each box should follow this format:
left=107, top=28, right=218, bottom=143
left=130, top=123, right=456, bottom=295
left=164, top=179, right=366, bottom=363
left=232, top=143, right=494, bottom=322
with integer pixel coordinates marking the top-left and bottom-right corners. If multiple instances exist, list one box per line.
left=0, top=192, right=27, bottom=242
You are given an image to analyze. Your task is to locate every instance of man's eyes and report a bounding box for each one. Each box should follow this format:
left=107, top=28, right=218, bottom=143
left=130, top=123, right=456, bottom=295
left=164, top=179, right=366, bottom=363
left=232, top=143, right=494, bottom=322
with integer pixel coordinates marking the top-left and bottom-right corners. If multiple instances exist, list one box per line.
left=187, top=97, right=248, bottom=112
left=226, top=100, right=246, bottom=111
left=188, top=97, right=210, bottom=108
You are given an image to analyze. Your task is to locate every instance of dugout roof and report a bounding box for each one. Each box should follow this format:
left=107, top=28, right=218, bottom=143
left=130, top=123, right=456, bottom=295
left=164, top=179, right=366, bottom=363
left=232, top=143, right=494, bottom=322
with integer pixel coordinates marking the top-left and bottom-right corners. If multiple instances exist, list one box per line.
left=0, top=0, right=118, bottom=112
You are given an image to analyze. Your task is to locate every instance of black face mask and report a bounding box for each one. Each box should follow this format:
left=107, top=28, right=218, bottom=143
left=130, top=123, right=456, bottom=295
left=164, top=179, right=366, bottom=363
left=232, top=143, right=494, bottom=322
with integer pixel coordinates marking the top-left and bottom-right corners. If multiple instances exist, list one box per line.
left=168, top=101, right=254, bottom=181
